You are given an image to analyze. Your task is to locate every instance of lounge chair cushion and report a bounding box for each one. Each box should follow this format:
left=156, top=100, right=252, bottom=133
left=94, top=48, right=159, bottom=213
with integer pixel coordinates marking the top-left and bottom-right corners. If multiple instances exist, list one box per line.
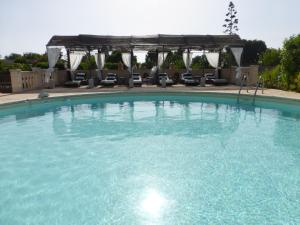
left=64, top=80, right=81, bottom=87
left=211, top=79, right=228, bottom=86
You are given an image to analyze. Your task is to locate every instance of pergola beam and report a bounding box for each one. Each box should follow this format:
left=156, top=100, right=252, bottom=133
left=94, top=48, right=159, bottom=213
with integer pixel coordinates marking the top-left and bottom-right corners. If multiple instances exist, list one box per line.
left=47, top=34, right=244, bottom=52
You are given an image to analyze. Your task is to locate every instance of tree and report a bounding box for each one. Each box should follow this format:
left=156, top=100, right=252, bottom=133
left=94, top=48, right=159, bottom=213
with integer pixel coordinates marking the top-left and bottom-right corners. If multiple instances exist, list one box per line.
left=144, top=52, right=157, bottom=69
left=260, top=48, right=281, bottom=67
left=5, top=53, right=22, bottom=61
left=106, top=51, right=122, bottom=63
left=191, top=55, right=210, bottom=69
left=78, top=55, right=97, bottom=70
left=144, top=50, right=185, bottom=70
left=105, top=50, right=137, bottom=69
left=281, top=34, right=300, bottom=78
left=221, top=49, right=236, bottom=68
left=241, top=39, right=267, bottom=65
left=164, top=50, right=185, bottom=69
left=223, top=1, right=239, bottom=35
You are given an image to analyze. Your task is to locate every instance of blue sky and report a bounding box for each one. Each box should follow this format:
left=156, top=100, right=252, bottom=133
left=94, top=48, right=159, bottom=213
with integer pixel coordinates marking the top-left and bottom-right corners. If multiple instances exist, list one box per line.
left=0, top=0, right=299, bottom=58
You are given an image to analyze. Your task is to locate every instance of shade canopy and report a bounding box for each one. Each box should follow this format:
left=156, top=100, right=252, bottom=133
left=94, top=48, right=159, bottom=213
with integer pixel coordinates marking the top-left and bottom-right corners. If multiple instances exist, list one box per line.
left=47, top=34, right=244, bottom=52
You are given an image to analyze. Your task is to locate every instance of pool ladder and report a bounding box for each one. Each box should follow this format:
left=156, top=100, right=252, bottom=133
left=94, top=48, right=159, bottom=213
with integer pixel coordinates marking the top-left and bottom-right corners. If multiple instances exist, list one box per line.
left=252, top=75, right=264, bottom=103
left=237, top=74, right=248, bottom=103
left=237, top=74, right=264, bottom=104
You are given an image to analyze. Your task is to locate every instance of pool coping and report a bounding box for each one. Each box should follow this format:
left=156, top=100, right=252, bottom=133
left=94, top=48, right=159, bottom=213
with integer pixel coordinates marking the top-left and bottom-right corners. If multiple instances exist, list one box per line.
left=1, top=89, right=300, bottom=110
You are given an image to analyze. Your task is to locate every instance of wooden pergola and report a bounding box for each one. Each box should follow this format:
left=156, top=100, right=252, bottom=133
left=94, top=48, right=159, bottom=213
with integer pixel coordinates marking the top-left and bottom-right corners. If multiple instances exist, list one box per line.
left=47, top=34, right=244, bottom=83
left=47, top=34, right=244, bottom=52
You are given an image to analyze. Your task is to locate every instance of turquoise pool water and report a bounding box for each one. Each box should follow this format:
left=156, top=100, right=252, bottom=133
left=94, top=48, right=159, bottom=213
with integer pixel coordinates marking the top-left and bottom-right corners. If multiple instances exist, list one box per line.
left=0, top=93, right=299, bottom=225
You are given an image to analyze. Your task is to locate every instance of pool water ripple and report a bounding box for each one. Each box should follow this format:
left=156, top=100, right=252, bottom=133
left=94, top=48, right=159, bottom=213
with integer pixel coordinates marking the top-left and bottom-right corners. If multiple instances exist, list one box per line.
left=0, top=94, right=299, bottom=225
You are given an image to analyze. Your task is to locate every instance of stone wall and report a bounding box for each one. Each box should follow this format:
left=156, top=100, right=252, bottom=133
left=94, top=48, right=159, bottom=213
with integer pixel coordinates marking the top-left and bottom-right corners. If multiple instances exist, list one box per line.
left=0, top=71, right=12, bottom=93
left=221, top=65, right=259, bottom=85
left=9, top=69, right=69, bottom=93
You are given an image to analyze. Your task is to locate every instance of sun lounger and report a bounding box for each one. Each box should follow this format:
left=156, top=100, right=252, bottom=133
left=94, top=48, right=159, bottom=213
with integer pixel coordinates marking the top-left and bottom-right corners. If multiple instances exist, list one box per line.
left=205, top=72, right=228, bottom=86
left=101, top=73, right=117, bottom=86
left=132, top=73, right=142, bottom=86
left=180, top=73, right=199, bottom=86
left=158, top=73, right=174, bottom=86
left=64, top=72, right=87, bottom=87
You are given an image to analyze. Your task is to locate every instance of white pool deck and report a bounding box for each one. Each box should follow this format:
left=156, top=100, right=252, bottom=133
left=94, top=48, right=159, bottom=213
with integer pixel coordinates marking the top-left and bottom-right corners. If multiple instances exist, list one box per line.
left=1, top=85, right=300, bottom=105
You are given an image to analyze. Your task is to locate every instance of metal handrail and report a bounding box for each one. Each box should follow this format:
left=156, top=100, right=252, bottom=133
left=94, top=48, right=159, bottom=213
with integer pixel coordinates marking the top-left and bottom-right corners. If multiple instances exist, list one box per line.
left=237, top=74, right=247, bottom=102
left=253, top=75, right=264, bottom=103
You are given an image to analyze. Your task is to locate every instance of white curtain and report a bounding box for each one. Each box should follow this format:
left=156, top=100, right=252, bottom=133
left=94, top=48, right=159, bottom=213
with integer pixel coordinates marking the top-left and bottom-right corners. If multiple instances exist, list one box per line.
left=205, top=52, right=219, bottom=68
left=122, top=53, right=131, bottom=72
left=235, top=67, right=242, bottom=79
left=150, top=66, right=158, bottom=76
left=46, top=47, right=61, bottom=83
left=183, top=51, right=193, bottom=71
left=95, top=53, right=105, bottom=70
left=205, top=52, right=220, bottom=78
left=70, top=51, right=85, bottom=71
left=95, top=53, right=105, bottom=79
left=231, top=47, right=243, bottom=78
left=45, top=70, right=52, bottom=83
left=47, top=47, right=61, bottom=69
left=231, top=47, right=243, bottom=67
left=158, top=52, right=168, bottom=68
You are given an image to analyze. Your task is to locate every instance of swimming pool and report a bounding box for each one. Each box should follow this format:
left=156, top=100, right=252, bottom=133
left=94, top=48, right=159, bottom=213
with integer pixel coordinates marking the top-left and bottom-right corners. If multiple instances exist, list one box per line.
left=0, top=93, right=299, bottom=224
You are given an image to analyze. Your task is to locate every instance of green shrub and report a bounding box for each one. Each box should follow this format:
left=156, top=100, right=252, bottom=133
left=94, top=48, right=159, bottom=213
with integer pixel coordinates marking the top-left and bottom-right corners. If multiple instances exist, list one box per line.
left=261, top=65, right=281, bottom=88
left=56, top=61, right=65, bottom=70
left=293, top=72, right=300, bottom=92
left=0, top=60, right=4, bottom=71
left=34, top=62, right=48, bottom=69
left=278, top=72, right=289, bottom=90
left=6, top=63, right=32, bottom=71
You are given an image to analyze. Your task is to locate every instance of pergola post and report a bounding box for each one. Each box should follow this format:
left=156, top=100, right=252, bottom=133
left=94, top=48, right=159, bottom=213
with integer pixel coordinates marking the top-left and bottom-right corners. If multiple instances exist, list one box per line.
left=202, top=48, right=205, bottom=77
left=162, top=45, right=165, bottom=73
left=187, top=48, right=190, bottom=73
left=66, top=48, right=71, bottom=80
left=130, top=48, right=134, bottom=78
left=156, top=49, right=159, bottom=84
left=218, top=49, right=222, bottom=79
left=97, top=48, right=102, bottom=82
left=87, top=48, right=94, bottom=88
left=128, top=48, right=134, bottom=88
